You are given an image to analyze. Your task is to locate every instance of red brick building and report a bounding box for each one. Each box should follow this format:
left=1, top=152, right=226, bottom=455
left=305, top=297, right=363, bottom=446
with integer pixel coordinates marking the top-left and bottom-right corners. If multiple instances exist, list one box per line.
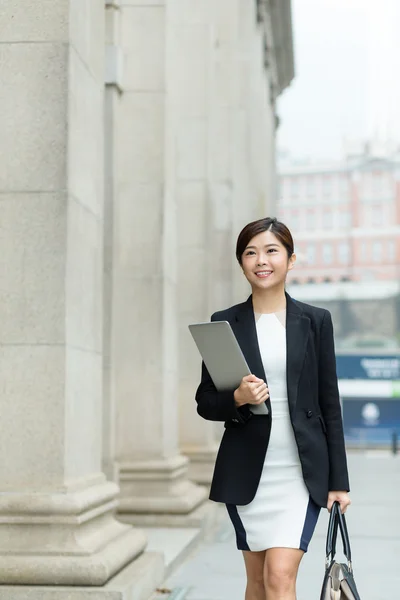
left=278, top=155, right=400, bottom=284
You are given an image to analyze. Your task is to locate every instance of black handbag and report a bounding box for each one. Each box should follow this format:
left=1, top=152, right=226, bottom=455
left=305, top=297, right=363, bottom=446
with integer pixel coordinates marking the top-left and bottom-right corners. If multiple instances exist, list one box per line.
left=320, top=501, right=362, bottom=600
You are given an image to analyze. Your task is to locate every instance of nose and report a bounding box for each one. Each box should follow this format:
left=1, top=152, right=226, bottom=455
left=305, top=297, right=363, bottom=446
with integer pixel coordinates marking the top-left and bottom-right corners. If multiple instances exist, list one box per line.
left=257, top=255, right=268, bottom=266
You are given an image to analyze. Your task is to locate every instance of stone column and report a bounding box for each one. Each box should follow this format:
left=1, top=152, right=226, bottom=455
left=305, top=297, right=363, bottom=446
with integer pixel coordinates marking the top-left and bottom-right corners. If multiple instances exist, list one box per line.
left=103, top=0, right=124, bottom=484
left=231, top=0, right=277, bottom=304
left=110, top=0, right=206, bottom=523
left=207, top=0, right=238, bottom=313
left=163, top=1, right=219, bottom=486
left=0, top=0, right=148, bottom=588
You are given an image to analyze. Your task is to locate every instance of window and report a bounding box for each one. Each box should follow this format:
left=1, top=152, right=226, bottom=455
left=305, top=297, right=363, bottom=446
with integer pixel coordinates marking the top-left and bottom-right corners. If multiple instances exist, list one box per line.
left=280, top=179, right=292, bottom=205
left=307, top=177, right=315, bottom=196
left=372, top=205, right=383, bottom=226
left=338, top=242, right=350, bottom=264
left=372, top=172, right=381, bottom=196
left=362, top=206, right=372, bottom=226
left=322, top=176, right=331, bottom=196
left=323, top=243, right=333, bottom=264
left=306, top=244, right=316, bottom=265
left=372, top=241, right=382, bottom=263
left=360, top=170, right=394, bottom=202
left=284, top=178, right=293, bottom=197
left=340, top=177, right=349, bottom=194
left=359, top=241, right=368, bottom=263
left=291, top=178, right=299, bottom=197
left=280, top=194, right=290, bottom=207
left=323, top=211, right=333, bottom=229
left=305, top=210, right=316, bottom=230
left=339, top=211, right=351, bottom=228
left=388, top=240, right=396, bottom=262
left=290, top=213, right=299, bottom=230
left=383, top=175, right=395, bottom=197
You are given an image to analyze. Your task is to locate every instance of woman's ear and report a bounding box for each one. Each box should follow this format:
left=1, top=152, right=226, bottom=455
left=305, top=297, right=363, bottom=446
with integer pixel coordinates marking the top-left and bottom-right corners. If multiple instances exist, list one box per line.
left=288, top=253, right=296, bottom=271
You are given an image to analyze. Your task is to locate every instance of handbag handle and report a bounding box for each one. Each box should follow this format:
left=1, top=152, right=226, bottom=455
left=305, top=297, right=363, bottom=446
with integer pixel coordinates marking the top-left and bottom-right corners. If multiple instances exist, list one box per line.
left=325, top=500, right=339, bottom=558
left=336, top=503, right=352, bottom=563
left=325, top=501, right=353, bottom=570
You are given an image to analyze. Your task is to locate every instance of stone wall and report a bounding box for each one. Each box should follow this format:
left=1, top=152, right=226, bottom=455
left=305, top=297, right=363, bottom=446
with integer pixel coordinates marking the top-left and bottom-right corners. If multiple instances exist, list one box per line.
left=0, top=0, right=294, bottom=595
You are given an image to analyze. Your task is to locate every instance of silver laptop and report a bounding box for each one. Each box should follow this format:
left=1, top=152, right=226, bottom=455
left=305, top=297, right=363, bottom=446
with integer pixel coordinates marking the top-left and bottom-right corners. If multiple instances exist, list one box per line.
left=188, top=320, right=268, bottom=415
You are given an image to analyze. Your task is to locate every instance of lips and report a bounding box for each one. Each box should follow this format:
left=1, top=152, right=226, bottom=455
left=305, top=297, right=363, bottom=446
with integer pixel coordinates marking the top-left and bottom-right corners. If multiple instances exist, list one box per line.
left=255, top=270, right=273, bottom=278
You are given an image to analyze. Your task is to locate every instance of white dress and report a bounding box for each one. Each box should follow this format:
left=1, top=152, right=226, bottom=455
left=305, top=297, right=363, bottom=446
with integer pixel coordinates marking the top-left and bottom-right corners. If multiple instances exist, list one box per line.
left=226, top=309, right=320, bottom=552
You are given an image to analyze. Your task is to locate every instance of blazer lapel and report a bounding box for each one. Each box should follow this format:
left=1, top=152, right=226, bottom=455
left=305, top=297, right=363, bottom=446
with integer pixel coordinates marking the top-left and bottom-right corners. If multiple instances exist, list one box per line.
left=285, top=291, right=311, bottom=417
left=232, top=295, right=266, bottom=381
left=231, top=291, right=310, bottom=418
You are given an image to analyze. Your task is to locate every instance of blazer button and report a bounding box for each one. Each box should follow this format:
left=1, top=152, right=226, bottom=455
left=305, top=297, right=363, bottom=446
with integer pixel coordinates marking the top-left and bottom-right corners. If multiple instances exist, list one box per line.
left=307, top=410, right=313, bottom=418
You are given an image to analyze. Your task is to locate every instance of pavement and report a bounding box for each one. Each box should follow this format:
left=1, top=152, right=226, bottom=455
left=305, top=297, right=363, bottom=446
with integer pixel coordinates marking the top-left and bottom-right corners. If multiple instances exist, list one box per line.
left=153, top=451, right=400, bottom=600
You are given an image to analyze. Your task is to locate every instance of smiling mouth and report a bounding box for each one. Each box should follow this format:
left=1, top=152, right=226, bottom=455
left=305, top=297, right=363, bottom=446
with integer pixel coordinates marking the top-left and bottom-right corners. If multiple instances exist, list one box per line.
left=255, top=270, right=273, bottom=278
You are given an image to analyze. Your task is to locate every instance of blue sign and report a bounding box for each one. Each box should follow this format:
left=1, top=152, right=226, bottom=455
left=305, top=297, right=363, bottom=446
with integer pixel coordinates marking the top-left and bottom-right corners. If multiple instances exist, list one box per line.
left=342, top=397, right=400, bottom=446
left=336, top=355, right=400, bottom=380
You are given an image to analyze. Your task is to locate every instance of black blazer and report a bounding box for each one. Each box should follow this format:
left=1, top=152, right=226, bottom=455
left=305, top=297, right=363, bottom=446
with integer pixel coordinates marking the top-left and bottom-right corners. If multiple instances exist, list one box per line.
left=195, top=291, right=350, bottom=508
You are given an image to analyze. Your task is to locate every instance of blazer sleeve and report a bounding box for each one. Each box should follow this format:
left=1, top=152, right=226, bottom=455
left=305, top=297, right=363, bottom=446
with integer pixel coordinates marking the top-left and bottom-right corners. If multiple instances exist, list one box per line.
left=195, top=313, right=253, bottom=424
left=318, top=310, right=350, bottom=492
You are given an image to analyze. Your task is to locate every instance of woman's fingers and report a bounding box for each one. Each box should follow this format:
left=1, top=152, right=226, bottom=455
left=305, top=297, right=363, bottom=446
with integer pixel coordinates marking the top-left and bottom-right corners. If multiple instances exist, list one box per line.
left=327, top=492, right=351, bottom=513
left=245, top=380, right=269, bottom=404
left=243, top=374, right=263, bottom=384
left=340, top=497, right=351, bottom=513
left=254, top=386, right=269, bottom=403
left=253, top=381, right=268, bottom=394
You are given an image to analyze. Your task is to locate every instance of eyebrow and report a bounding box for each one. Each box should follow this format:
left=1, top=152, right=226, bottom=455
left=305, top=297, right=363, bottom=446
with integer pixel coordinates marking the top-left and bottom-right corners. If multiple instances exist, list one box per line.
left=245, top=243, right=280, bottom=250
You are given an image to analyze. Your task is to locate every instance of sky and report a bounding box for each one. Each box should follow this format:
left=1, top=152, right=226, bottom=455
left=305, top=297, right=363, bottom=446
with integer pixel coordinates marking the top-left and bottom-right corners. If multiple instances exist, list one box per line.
left=277, top=0, right=400, bottom=162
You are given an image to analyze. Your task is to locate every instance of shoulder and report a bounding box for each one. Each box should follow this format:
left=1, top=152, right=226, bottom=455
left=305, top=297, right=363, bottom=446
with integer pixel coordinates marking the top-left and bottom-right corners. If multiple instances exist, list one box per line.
left=211, top=300, right=246, bottom=322
left=291, top=296, right=331, bottom=325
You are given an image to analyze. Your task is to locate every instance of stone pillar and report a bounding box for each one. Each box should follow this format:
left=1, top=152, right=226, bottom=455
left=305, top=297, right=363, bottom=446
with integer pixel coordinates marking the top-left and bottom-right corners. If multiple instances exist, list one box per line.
left=0, top=0, right=147, bottom=588
left=103, top=0, right=124, bottom=484
left=110, top=0, right=206, bottom=522
left=176, top=2, right=281, bottom=475
left=231, top=0, right=277, bottom=304
left=207, top=0, right=238, bottom=313
left=163, top=1, right=219, bottom=486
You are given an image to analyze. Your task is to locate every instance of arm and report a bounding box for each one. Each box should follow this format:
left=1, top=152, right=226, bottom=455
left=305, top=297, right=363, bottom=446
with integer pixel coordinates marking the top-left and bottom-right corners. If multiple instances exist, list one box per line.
left=195, top=361, right=252, bottom=423
left=318, top=310, right=350, bottom=492
left=195, top=313, right=253, bottom=424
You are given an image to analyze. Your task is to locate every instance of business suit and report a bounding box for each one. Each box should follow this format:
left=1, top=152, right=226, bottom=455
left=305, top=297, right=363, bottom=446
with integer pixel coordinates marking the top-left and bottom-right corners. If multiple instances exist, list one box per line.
left=195, top=291, right=350, bottom=511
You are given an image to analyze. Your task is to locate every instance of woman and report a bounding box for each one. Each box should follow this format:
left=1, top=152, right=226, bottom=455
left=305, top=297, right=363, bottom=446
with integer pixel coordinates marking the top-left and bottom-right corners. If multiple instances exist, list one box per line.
left=195, top=217, right=350, bottom=600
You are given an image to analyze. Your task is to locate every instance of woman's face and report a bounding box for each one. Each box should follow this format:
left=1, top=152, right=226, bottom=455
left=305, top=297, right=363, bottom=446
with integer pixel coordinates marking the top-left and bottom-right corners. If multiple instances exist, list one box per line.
left=241, top=229, right=295, bottom=291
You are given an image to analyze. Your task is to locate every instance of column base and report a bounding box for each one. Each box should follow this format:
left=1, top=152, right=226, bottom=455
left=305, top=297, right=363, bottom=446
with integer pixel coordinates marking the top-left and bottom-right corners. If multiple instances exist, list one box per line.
left=0, top=552, right=164, bottom=600
left=184, top=446, right=218, bottom=485
left=0, top=478, right=147, bottom=586
left=118, top=497, right=217, bottom=530
left=117, top=454, right=207, bottom=519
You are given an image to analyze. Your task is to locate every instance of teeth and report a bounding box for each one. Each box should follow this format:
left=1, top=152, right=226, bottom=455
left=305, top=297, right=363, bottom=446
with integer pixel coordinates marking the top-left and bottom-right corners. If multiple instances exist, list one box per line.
left=256, top=271, right=272, bottom=275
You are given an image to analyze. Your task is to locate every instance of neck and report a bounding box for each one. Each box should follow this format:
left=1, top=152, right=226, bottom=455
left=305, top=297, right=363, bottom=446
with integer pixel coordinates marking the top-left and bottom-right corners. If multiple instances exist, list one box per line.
left=251, top=286, right=287, bottom=314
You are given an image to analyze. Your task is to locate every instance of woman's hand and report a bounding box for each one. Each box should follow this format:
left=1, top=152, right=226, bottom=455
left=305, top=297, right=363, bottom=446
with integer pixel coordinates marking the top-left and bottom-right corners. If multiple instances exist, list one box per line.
left=327, top=491, right=351, bottom=513
left=234, top=374, right=269, bottom=407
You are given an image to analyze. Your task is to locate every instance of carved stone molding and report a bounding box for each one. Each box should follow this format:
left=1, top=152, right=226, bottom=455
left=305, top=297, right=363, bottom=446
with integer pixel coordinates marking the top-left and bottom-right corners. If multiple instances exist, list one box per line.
left=256, top=0, right=295, bottom=97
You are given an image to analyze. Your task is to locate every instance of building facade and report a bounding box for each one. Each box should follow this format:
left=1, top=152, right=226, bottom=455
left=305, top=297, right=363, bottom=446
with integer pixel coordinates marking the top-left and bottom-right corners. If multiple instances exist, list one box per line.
left=0, top=1, right=294, bottom=597
left=279, top=153, right=400, bottom=285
